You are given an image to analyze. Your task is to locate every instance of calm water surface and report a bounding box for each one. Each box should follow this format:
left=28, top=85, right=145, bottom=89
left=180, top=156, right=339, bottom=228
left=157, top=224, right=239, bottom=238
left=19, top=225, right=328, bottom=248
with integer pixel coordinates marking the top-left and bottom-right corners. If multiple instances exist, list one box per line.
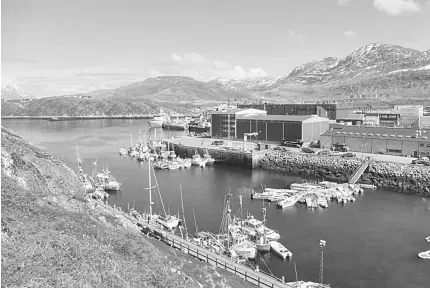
left=3, top=119, right=430, bottom=288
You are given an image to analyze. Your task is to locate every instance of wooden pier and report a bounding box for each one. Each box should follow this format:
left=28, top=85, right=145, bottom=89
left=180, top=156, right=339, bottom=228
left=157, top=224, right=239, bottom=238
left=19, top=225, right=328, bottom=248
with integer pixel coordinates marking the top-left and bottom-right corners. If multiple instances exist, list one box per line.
left=165, top=136, right=268, bottom=168
left=137, top=219, right=291, bottom=288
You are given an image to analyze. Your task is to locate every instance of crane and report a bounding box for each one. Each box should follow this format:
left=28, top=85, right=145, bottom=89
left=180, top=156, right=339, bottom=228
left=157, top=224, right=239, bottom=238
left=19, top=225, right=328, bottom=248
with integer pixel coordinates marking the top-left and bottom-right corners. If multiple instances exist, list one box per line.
left=243, top=132, right=260, bottom=151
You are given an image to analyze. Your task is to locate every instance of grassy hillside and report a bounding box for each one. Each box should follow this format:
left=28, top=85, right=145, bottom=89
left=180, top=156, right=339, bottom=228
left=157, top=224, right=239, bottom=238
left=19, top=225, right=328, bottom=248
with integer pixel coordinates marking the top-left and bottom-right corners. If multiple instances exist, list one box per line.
left=0, top=127, right=252, bottom=287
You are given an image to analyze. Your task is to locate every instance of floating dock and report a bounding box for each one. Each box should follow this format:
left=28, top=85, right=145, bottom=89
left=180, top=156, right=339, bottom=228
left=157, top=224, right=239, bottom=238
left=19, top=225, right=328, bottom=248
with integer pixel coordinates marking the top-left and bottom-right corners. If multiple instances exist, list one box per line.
left=165, top=136, right=268, bottom=168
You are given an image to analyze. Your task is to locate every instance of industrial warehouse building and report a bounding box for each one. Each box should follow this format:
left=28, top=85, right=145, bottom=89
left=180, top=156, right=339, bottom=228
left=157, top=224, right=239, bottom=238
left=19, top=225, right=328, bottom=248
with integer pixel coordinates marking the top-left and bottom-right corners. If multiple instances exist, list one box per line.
left=320, top=126, right=430, bottom=158
left=236, top=102, right=354, bottom=120
left=235, top=115, right=329, bottom=143
left=211, top=109, right=267, bottom=138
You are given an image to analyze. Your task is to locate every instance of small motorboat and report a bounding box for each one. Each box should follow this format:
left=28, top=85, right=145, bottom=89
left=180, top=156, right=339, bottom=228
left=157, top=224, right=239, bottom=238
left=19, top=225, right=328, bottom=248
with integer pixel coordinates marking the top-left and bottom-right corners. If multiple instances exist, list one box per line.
left=255, top=235, right=271, bottom=253
left=318, top=198, right=328, bottom=208
left=277, top=198, right=296, bottom=208
left=357, top=183, right=377, bottom=189
left=425, top=236, right=430, bottom=243
left=270, top=241, right=292, bottom=259
left=418, top=250, right=430, bottom=259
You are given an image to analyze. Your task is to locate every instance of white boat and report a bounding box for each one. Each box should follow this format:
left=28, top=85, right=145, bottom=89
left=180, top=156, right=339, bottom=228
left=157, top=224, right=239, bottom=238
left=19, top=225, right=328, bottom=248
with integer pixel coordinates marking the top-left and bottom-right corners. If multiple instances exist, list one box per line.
left=418, top=250, right=430, bottom=259
left=239, top=215, right=281, bottom=241
left=277, top=198, right=297, bottom=208
left=149, top=109, right=168, bottom=128
left=167, top=163, right=181, bottom=170
left=318, top=198, right=328, bottom=208
left=155, top=214, right=180, bottom=230
left=203, top=149, right=216, bottom=165
left=270, top=241, right=292, bottom=259
left=96, top=168, right=121, bottom=191
left=290, top=183, right=323, bottom=191
left=426, top=236, right=430, bottom=243
left=191, top=151, right=206, bottom=167
left=229, top=233, right=257, bottom=260
left=119, top=147, right=127, bottom=155
left=357, top=183, right=377, bottom=189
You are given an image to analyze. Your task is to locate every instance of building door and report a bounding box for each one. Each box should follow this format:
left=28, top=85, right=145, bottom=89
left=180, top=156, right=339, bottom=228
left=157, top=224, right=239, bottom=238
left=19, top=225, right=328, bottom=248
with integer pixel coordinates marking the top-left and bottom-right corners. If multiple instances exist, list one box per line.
left=414, top=151, right=419, bottom=158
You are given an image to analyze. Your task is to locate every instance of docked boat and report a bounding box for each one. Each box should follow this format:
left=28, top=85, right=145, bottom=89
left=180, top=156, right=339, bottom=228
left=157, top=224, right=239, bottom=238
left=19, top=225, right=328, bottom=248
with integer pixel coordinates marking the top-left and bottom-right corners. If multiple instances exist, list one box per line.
left=96, top=168, right=121, bottom=191
left=418, top=250, right=430, bottom=259
left=119, top=147, right=127, bottom=155
left=290, top=183, right=323, bottom=191
left=148, top=139, right=167, bottom=151
left=277, top=197, right=297, bottom=208
left=203, top=149, right=216, bottom=165
left=191, top=151, right=207, bottom=167
left=426, top=236, right=430, bottom=243
left=357, top=183, right=377, bottom=189
left=318, top=198, right=328, bottom=208
left=162, top=121, right=188, bottom=131
left=255, top=208, right=270, bottom=253
left=270, top=241, right=292, bottom=259
left=188, top=119, right=211, bottom=134
left=91, top=184, right=109, bottom=200
left=148, top=109, right=168, bottom=128
left=238, top=214, right=280, bottom=241
left=230, top=235, right=257, bottom=260
left=167, top=163, right=181, bottom=170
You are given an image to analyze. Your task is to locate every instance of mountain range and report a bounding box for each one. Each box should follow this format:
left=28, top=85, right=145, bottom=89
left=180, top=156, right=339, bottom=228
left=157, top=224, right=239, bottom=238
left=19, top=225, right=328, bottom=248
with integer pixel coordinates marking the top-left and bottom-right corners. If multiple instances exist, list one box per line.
left=2, top=43, right=430, bottom=117
left=1, top=86, right=35, bottom=101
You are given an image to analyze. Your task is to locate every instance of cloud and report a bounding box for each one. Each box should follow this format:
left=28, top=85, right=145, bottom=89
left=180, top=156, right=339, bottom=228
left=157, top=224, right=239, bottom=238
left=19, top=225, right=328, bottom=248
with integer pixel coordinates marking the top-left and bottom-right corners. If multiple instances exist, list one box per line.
left=224, top=66, right=268, bottom=80
left=2, top=78, right=19, bottom=89
left=171, top=53, right=183, bottom=62
left=148, top=70, right=164, bottom=77
left=100, top=85, right=107, bottom=89
left=184, top=53, right=206, bottom=63
left=285, top=29, right=308, bottom=41
left=373, top=0, right=420, bottom=15
left=75, top=67, right=133, bottom=77
left=338, top=0, right=353, bottom=5
left=213, top=60, right=229, bottom=69
left=344, top=30, right=359, bottom=38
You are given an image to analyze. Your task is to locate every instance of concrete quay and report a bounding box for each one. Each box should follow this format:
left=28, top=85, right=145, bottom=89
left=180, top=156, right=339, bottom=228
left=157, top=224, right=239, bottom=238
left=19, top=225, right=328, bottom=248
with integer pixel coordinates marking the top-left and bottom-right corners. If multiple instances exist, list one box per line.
left=260, top=150, right=430, bottom=197
left=165, top=136, right=267, bottom=168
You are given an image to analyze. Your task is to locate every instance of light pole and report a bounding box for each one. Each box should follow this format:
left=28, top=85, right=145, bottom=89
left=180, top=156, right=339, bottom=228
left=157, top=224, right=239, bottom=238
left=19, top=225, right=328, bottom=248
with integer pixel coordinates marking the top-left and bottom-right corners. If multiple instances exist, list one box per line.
left=319, top=240, right=326, bottom=285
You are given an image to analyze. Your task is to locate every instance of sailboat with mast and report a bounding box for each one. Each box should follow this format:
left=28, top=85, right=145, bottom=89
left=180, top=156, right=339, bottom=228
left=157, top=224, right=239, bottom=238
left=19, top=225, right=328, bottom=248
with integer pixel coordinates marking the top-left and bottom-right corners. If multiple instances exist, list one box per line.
left=145, top=157, right=180, bottom=230
left=76, top=145, right=93, bottom=192
left=255, top=207, right=271, bottom=252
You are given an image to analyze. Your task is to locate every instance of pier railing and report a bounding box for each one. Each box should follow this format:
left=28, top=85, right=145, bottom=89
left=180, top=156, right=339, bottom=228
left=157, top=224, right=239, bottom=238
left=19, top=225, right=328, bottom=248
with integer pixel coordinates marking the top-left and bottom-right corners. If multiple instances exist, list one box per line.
left=137, top=220, right=291, bottom=288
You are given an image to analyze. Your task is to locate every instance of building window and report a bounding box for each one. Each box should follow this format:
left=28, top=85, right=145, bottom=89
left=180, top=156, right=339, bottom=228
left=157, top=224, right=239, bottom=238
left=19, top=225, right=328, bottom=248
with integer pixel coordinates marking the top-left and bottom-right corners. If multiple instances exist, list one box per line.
left=426, top=144, right=430, bottom=148
left=387, top=149, right=402, bottom=153
left=420, top=144, right=425, bottom=147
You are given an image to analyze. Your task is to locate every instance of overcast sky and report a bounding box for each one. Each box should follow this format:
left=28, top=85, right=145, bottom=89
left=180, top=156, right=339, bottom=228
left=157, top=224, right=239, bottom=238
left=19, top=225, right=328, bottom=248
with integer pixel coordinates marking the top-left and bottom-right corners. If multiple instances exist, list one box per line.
left=2, top=0, right=430, bottom=97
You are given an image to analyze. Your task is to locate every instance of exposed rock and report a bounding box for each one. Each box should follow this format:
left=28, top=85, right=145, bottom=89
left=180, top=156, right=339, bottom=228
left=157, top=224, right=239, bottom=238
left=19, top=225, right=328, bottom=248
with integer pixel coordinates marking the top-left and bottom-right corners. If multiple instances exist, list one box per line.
left=260, top=151, right=430, bottom=197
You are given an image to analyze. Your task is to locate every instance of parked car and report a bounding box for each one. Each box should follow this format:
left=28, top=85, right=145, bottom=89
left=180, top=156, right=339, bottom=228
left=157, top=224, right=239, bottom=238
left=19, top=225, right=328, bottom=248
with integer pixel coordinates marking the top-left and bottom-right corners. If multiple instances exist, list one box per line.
left=273, top=146, right=283, bottom=151
left=309, top=140, right=321, bottom=148
left=329, top=151, right=342, bottom=156
left=332, top=143, right=350, bottom=152
left=317, top=150, right=331, bottom=156
left=412, top=158, right=430, bottom=165
left=280, top=139, right=303, bottom=148
left=376, top=151, right=385, bottom=155
left=301, top=147, right=315, bottom=154
left=342, top=152, right=356, bottom=158
left=211, top=140, right=224, bottom=146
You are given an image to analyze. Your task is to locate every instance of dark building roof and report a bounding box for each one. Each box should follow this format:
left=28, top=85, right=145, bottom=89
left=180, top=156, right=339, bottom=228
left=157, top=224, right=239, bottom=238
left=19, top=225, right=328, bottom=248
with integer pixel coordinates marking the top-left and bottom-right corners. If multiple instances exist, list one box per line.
left=237, top=114, right=330, bottom=123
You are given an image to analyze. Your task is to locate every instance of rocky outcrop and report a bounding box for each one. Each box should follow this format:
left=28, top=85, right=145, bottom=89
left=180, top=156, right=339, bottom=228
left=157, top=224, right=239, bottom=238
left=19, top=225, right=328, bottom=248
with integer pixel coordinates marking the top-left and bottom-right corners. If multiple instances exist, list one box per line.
left=260, top=151, right=430, bottom=197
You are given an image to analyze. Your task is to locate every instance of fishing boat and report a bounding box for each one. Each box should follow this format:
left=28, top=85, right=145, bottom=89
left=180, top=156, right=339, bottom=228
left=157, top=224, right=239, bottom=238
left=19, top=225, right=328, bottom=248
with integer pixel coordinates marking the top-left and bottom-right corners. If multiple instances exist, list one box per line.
left=119, top=147, right=127, bottom=155
left=426, top=236, right=430, bottom=243
left=96, top=168, right=121, bottom=191
left=418, top=250, right=430, bottom=259
left=203, top=149, right=216, bottom=165
left=191, top=151, right=207, bottom=167
left=148, top=109, right=168, bottom=128
left=290, top=183, right=323, bottom=191
left=270, top=241, right=293, bottom=259
left=167, top=163, right=181, bottom=170
left=255, top=207, right=270, bottom=252
left=277, top=197, right=297, bottom=208
left=239, top=214, right=280, bottom=241
left=318, top=198, right=329, bottom=208
left=91, top=184, right=108, bottom=200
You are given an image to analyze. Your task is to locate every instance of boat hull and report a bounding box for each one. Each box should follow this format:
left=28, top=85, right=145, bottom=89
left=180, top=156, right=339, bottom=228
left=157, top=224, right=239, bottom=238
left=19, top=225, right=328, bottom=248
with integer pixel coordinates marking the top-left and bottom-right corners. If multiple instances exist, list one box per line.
left=418, top=250, right=430, bottom=259
left=256, top=242, right=271, bottom=252
left=148, top=120, right=163, bottom=128
left=270, top=241, right=292, bottom=259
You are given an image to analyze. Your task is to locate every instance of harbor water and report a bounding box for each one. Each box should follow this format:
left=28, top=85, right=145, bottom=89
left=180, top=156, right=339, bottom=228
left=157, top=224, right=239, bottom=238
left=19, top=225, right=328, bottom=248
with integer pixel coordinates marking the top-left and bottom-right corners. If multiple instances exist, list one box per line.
left=2, top=119, right=430, bottom=288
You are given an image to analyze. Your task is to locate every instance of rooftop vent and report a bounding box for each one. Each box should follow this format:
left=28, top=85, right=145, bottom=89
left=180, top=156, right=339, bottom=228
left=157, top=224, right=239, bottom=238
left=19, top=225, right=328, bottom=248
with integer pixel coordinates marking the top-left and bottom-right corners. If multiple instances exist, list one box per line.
left=375, top=133, right=381, bottom=136
left=382, top=134, right=388, bottom=137
left=355, top=133, right=360, bottom=135
left=335, top=132, right=340, bottom=134
left=390, top=134, right=395, bottom=137
left=422, top=136, right=428, bottom=139
left=406, top=136, right=411, bottom=138
left=342, top=132, right=347, bottom=134
left=362, top=133, right=366, bottom=136
left=368, top=133, right=373, bottom=136
left=398, top=135, right=403, bottom=138
left=348, top=132, right=353, bottom=135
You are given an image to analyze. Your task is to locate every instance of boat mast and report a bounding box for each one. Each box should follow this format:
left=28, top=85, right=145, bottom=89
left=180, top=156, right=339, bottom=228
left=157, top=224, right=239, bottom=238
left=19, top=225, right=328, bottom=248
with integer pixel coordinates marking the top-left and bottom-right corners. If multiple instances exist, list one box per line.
left=180, top=185, right=189, bottom=239
left=227, top=98, right=230, bottom=140
left=192, top=209, right=199, bottom=235
left=148, top=157, right=153, bottom=216
left=239, top=195, right=243, bottom=230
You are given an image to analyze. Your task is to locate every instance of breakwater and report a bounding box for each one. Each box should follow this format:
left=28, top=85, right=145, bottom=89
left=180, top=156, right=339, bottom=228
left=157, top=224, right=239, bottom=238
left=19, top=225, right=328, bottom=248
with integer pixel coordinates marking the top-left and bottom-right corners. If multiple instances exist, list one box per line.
left=260, top=151, right=430, bottom=197
left=1, top=114, right=198, bottom=121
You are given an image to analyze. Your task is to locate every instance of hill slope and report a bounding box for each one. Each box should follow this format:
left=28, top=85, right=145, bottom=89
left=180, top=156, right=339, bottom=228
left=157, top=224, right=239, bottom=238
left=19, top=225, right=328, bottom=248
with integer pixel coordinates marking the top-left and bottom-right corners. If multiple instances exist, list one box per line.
left=88, top=76, right=253, bottom=102
left=0, top=126, right=252, bottom=287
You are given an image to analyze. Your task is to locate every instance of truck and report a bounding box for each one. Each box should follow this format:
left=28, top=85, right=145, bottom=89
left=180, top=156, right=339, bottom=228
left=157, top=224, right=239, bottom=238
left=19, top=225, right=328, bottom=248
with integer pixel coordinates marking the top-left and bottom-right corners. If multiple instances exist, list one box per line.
left=332, top=143, right=350, bottom=152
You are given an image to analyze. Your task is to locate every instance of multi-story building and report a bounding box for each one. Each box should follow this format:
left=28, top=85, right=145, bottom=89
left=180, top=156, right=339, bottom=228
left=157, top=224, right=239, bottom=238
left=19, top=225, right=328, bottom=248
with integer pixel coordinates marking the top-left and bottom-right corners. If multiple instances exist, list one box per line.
left=210, top=109, right=267, bottom=138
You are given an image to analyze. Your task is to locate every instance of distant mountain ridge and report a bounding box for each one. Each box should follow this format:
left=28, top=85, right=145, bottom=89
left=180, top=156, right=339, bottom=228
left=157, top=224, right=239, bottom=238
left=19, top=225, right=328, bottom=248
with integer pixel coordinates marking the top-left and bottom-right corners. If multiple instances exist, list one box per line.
left=1, top=86, right=35, bottom=100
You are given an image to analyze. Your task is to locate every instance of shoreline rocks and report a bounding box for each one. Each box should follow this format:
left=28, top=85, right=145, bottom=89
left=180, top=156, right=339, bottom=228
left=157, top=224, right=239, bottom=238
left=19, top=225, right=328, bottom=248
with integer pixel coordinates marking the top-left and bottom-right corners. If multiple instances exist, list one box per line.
left=260, top=151, right=430, bottom=197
